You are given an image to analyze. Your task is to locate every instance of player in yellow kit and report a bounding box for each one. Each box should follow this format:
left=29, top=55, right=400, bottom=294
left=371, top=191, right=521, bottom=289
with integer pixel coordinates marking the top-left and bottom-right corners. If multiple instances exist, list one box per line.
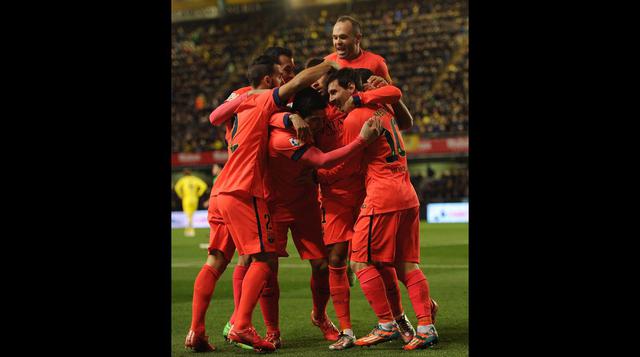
left=174, top=169, right=208, bottom=237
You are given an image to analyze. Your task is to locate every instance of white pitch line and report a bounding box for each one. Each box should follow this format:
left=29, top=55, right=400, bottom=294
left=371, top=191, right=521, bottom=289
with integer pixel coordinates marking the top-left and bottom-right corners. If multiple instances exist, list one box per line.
left=172, top=262, right=468, bottom=269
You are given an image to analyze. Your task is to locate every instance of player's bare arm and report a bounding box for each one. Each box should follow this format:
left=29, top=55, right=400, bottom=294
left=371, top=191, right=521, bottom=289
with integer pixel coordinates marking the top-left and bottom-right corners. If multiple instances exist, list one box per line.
left=362, top=76, right=413, bottom=130
left=277, top=61, right=340, bottom=103
left=297, top=117, right=382, bottom=169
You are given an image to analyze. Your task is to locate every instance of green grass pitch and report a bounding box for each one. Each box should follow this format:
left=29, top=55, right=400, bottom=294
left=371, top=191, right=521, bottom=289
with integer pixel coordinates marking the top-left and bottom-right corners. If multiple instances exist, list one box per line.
left=172, top=222, right=468, bottom=356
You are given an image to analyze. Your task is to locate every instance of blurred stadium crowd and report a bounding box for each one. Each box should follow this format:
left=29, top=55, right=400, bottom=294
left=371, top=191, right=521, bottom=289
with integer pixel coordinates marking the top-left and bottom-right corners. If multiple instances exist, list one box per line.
left=172, top=0, right=468, bottom=153
left=171, top=0, right=468, bottom=207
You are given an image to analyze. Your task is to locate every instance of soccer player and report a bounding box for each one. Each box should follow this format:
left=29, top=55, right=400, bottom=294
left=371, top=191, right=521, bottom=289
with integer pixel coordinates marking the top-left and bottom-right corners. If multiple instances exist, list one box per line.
left=208, top=50, right=313, bottom=348
left=185, top=55, right=309, bottom=352
left=326, top=68, right=439, bottom=350
left=325, top=15, right=413, bottom=131
left=263, top=87, right=382, bottom=347
left=304, top=58, right=415, bottom=350
left=212, top=57, right=339, bottom=352
left=174, top=169, right=208, bottom=237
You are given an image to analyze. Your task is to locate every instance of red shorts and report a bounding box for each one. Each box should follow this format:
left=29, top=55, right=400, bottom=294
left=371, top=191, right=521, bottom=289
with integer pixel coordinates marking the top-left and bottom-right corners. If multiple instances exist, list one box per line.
left=272, top=201, right=327, bottom=260
left=351, top=207, right=420, bottom=264
left=207, top=194, right=236, bottom=262
left=216, top=192, right=276, bottom=257
left=321, top=195, right=363, bottom=246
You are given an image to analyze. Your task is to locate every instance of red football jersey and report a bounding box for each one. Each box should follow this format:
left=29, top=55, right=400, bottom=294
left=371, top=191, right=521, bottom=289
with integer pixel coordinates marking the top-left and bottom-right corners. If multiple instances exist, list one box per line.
left=342, top=105, right=419, bottom=216
left=315, top=104, right=365, bottom=202
left=325, top=50, right=391, bottom=82
left=265, top=125, right=318, bottom=221
left=212, top=88, right=287, bottom=198
left=222, top=86, right=253, bottom=149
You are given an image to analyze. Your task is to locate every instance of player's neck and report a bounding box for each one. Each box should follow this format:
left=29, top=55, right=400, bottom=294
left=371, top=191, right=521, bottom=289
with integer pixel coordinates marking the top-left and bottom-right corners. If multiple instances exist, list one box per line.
left=345, top=48, right=362, bottom=61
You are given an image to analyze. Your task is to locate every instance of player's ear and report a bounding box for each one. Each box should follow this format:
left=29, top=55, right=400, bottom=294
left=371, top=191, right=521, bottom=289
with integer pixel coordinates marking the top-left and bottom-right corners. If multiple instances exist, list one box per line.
left=263, top=75, right=272, bottom=87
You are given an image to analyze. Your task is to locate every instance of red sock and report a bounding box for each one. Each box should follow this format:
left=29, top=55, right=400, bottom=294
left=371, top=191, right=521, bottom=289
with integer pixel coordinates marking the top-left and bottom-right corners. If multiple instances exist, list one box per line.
left=311, top=268, right=331, bottom=319
left=259, top=268, right=280, bottom=333
left=234, top=262, right=271, bottom=330
left=379, top=266, right=404, bottom=319
left=401, top=269, right=433, bottom=325
left=355, top=266, right=394, bottom=323
left=190, top=265, right=222, bottom=334
left=229, top=265, right=248, bottom=325
left=329, top=265, right=351, bottom=330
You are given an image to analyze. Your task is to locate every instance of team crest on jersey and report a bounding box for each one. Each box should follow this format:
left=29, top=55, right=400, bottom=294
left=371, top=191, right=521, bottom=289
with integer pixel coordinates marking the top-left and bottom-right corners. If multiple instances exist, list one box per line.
left=289, top=137, right=301, bottom=147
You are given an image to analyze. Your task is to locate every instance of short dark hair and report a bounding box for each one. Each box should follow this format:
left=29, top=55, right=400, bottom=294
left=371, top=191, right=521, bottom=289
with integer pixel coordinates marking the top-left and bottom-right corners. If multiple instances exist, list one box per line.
left=324, top=67, right=358, bottom=92
left=292, top=87, right=328, bottom=118
left=354, top=68, right=374, bottom=91
left=336, top=15, right=362, bottom=36
left=264, top=46, right=293, bottom=61
left=305, top=57, right=325, bottom=69
left=247, top=55, right=278, bottom=87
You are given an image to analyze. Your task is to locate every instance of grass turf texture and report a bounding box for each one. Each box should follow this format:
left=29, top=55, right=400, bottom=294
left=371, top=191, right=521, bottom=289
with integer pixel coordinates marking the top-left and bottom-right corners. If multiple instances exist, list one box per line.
left=172, top=222, right=468, bottom=356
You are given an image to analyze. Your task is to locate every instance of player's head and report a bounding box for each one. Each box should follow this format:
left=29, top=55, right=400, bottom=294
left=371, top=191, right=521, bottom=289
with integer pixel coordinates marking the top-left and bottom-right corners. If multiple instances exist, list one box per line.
left=264, top=46, right=295, bottom=83
left=332, top=15, right=362, bottom=60
left=306, top=57, right=337, bottom=96
left=247, top=55, right=282, bottom=89
left=354, top=68, right=374, bottom=91
left=292, top=87, right=328, bottom=133
left=183, top=168, right=192, bottom=176
left=326, top=68, right=358, bottom=112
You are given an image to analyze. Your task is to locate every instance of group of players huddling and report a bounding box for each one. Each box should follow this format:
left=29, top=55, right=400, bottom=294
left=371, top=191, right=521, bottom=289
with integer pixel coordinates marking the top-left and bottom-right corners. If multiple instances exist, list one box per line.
left=183, top=15, right=439, bottom=353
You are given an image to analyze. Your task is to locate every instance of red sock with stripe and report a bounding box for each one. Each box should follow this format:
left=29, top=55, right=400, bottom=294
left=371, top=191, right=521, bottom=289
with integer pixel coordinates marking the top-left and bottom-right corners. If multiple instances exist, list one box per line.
left=259, top=268, right=280, bottom=333
left=234, top=261, right=271, bottom=330
left=311, top=268, right=331, bottom=319
left=355, top=266, right=394, bottom=323
left=329, top=265, right=351, bottom=330
left=190, top=264, right=222, bottom=334
left=378, top=265, right=404, bottom=319
left=401, top=269, right=433, bottom=325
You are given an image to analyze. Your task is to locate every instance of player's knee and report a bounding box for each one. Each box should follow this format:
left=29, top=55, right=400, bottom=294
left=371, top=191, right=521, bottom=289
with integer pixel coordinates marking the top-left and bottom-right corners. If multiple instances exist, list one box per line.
left=310, top=258, right=328, bottom=273
left=328, top=253, right=346, bottom=267
left=350, top=261, right=369, bottom=273
left=205, top=251, right=230, bottom=273
left=237, top=254, right=251, bottom=267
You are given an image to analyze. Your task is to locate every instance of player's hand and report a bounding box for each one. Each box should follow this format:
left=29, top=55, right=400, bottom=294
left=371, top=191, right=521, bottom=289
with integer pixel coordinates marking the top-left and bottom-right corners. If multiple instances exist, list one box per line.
left=365, top=75, right=389, bottom=90
left=290, top=113, right=313, bottom=144
left=359, top=116, right=383, bottom=143
left=247, top=89, right=268, bottom=96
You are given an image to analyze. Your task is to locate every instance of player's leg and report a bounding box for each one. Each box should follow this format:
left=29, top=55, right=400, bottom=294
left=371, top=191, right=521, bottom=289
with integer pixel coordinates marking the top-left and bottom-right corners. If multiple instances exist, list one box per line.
left=185, top=251, right=230, bottom=352
left=258, top=248, right=281, bottom=348
left=228, top=251, right=278, bottom=352
left=218, top=192, right=277, bottom=352
left=321, top=198, right=356, bottom=348
left=183, top=198, right=197, bottom=236
left=327, top=241, right=355, bottom=350
left=394, top=207, right=438, bottom=350
left=290, top=213, right=339, bottom=342
left=349, top=214, right=398, bottom=347
left=185, top=194, right=234, bottom=352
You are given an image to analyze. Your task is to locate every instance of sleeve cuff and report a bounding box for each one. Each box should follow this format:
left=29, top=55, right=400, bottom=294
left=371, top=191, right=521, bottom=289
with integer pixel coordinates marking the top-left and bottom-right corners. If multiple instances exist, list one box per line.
left=273, top=87, right=285, bottom=107
left=352, top=94, right=363, bottom=107
left=291, top=145, right=310, bottom=161
left=283, top=113, right=292, bottom=128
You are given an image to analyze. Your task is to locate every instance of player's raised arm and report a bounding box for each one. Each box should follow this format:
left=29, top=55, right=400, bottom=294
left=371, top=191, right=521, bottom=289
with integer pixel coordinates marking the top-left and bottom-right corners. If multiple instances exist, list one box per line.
left=390, top=99, right=413, bottom=130
left=277, top=61, right=339, bottom=104
left=209, top=91, right=250, bottom=126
